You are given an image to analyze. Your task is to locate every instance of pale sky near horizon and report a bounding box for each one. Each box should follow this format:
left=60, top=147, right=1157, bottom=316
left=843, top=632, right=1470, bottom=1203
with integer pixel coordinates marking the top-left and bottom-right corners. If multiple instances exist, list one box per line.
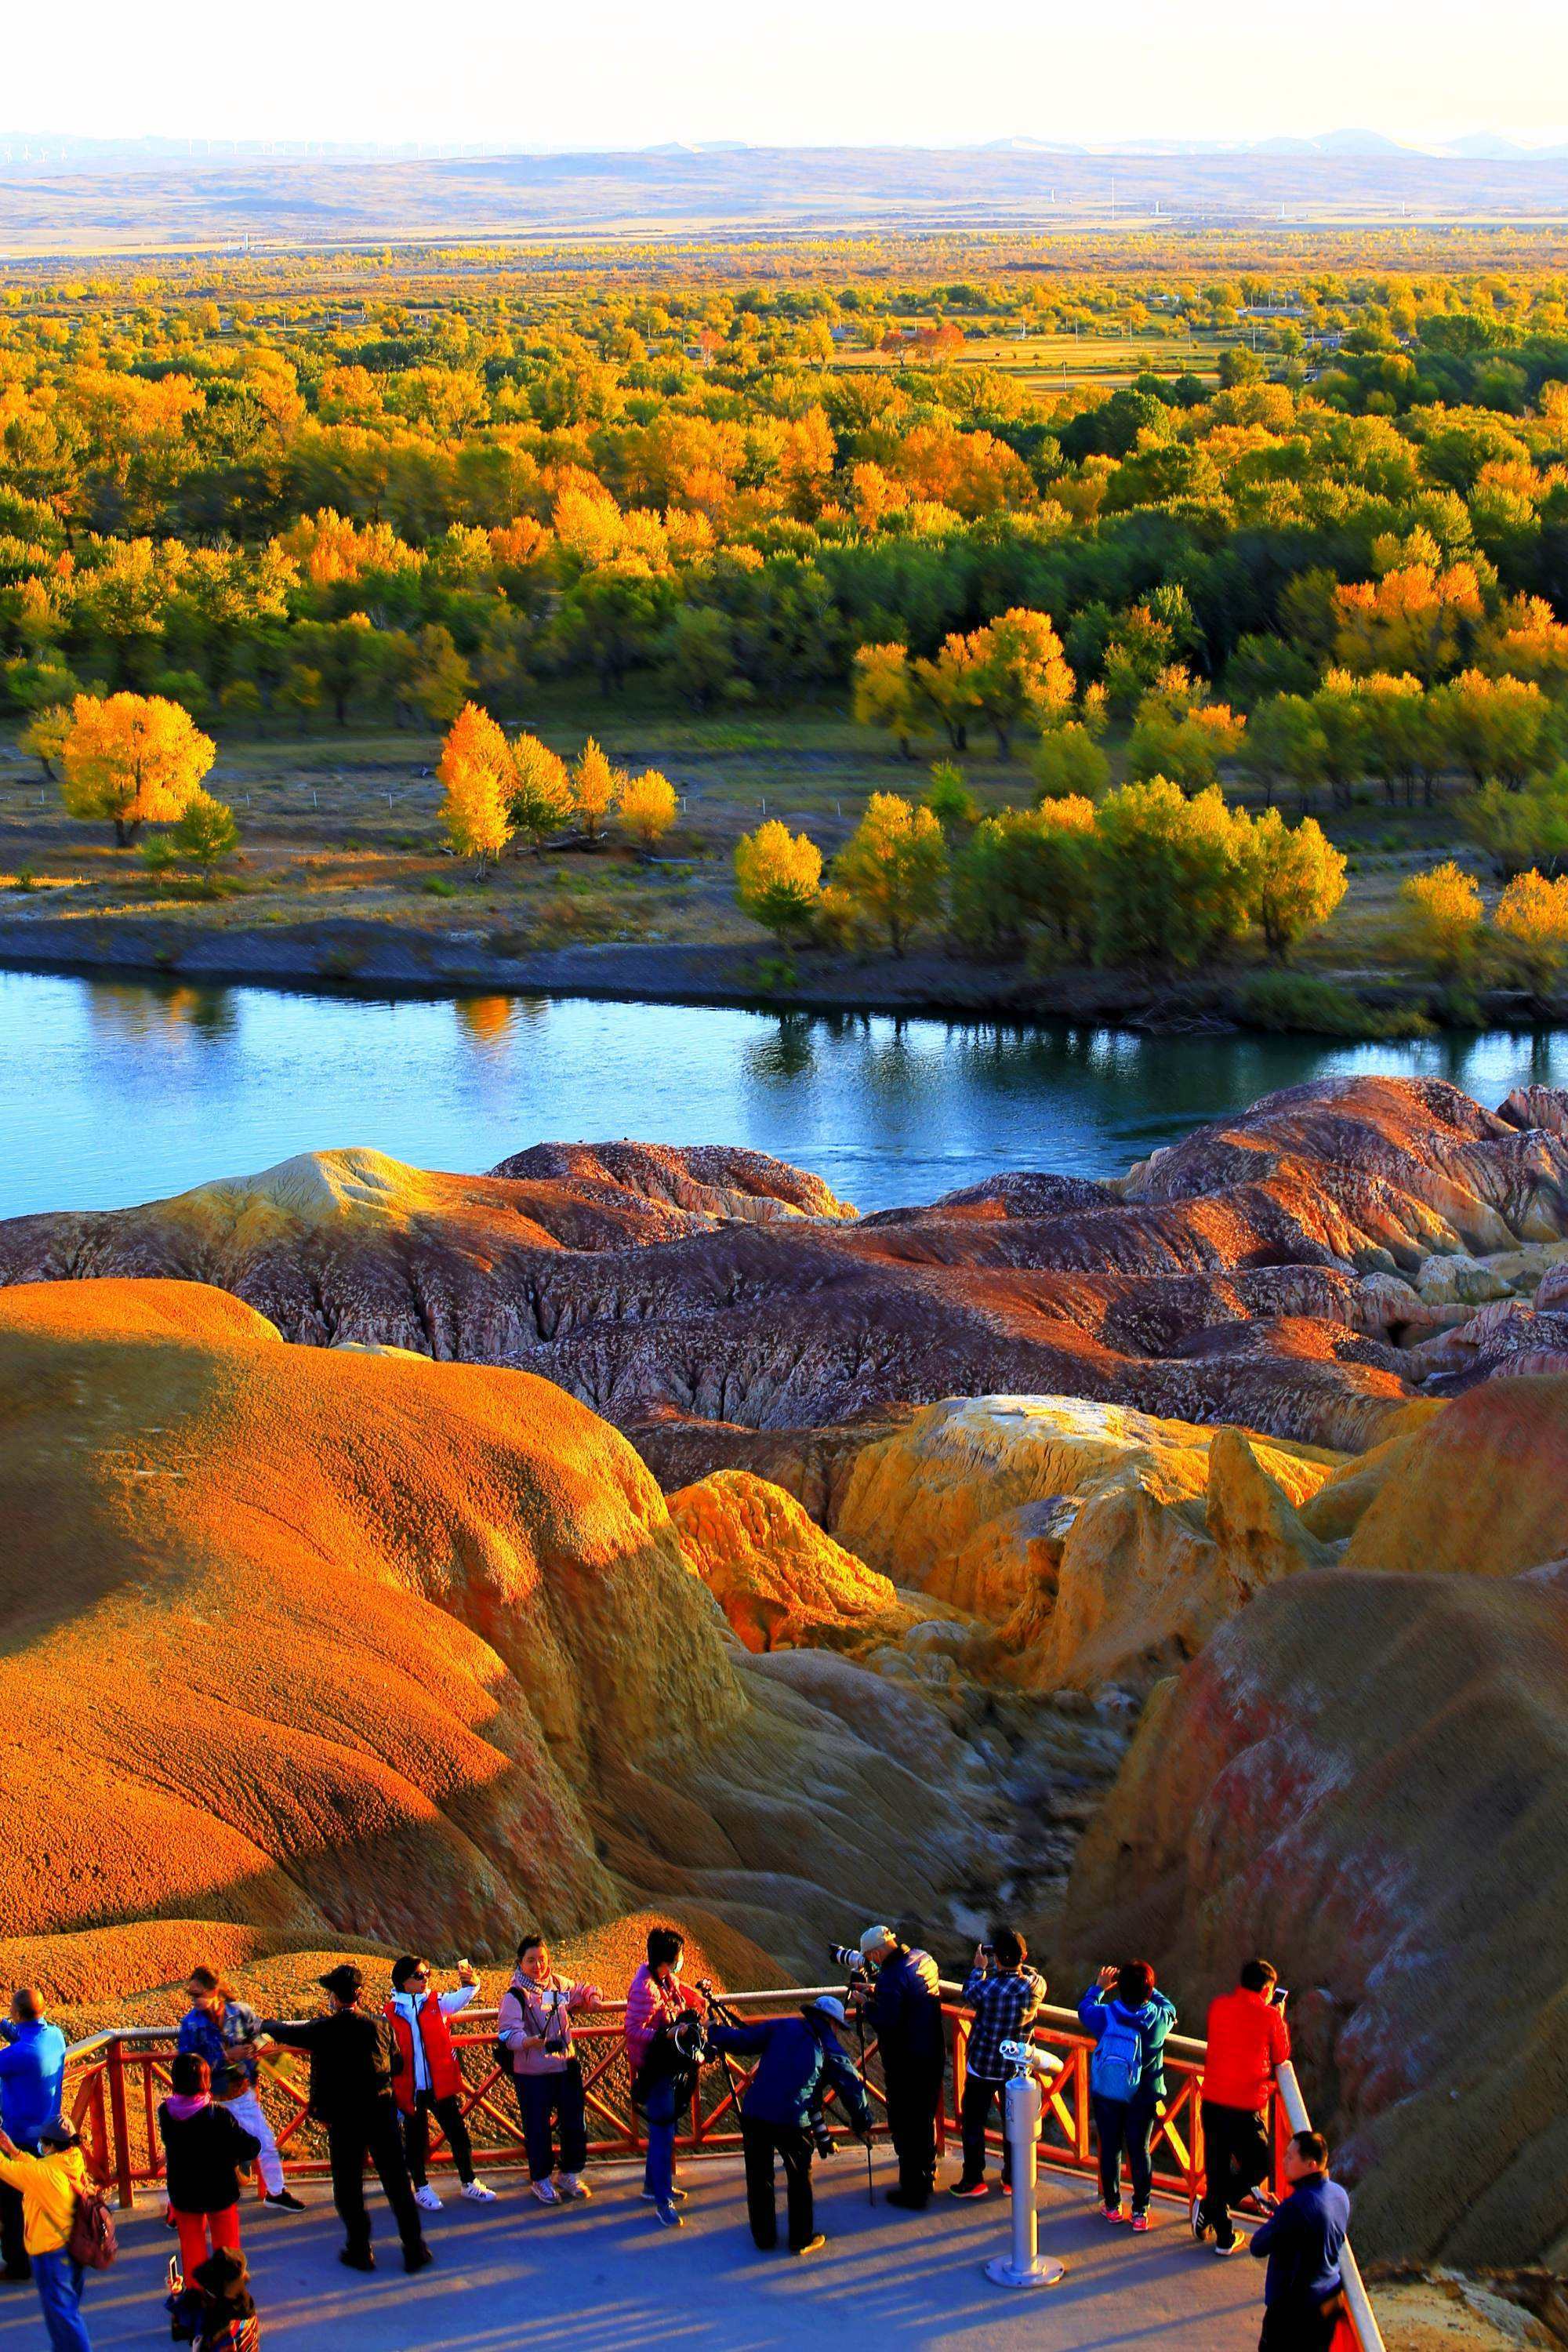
left=11, top=0, right=1568, bottom=151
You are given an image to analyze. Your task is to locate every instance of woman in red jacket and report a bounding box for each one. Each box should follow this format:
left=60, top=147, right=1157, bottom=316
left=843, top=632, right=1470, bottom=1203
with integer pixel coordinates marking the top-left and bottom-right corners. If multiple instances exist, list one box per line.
left=383, top=1958, right=495, bottom=2211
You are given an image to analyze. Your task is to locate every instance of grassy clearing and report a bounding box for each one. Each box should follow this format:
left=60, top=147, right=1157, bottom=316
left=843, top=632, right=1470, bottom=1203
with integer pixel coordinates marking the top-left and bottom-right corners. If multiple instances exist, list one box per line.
left=0, top=707, right=1516, bottom=992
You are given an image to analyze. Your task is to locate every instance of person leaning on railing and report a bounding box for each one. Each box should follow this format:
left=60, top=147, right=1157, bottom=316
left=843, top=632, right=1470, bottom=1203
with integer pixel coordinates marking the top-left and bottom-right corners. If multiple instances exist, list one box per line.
left=496, top=1936, right=603, bottom=2208
left=948, top=1929, right=1047, bottom=2201
left=1193, top=1956, right=1293, bottom=2258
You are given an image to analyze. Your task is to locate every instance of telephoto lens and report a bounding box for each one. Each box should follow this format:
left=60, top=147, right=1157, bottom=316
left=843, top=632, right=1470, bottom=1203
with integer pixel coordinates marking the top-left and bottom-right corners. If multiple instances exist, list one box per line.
left=826, top=1943, right=861, bottom=1971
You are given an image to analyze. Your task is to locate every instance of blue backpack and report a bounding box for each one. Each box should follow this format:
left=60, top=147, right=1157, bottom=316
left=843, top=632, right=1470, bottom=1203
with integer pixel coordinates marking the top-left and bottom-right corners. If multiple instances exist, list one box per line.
left=1089, top=2005, right=1144, bottom=2104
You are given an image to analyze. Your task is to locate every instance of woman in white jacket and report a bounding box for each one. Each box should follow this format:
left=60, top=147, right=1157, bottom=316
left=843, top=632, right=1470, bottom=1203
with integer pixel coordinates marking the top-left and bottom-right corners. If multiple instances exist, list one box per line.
left=497, top=1936, right=601, bottom=2205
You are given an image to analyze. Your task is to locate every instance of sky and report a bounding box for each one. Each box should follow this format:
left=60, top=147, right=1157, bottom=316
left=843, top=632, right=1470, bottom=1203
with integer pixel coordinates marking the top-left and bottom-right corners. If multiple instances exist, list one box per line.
left=9, top=0, right=1568, bottom=153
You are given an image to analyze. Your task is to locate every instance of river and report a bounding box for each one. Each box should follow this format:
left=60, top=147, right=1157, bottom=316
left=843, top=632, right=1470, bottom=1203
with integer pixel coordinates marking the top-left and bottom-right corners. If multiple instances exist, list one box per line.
left=3, top=967, right=1566, bottom=1221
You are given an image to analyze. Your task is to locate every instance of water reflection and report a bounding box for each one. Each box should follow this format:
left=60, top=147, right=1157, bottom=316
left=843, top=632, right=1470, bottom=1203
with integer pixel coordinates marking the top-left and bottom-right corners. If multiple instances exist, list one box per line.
left=4, top=965, right=1568, bottom=1222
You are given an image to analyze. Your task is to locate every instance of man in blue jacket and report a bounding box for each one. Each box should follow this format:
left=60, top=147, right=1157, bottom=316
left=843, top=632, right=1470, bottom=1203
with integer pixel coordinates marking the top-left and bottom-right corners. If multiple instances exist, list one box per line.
left=0, top=1990, right=67, bottom=2283
left=1249, top=2130, right=1349, bottom=2351
left=710, top=1998, right=873, bottom=2256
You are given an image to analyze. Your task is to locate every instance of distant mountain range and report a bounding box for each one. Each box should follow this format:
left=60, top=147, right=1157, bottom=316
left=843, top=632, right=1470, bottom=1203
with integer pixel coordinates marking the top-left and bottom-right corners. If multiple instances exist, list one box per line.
left=2, top=136, right=1567, bottom=257
left=5, top=128, right=1568, bottom=173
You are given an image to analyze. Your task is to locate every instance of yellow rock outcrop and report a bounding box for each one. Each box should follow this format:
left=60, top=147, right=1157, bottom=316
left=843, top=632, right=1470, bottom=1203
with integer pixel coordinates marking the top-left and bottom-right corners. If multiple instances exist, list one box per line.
left=668, top=1469, right=917, bottom=1655
left=833, top=1394, right=1340, bottom=1689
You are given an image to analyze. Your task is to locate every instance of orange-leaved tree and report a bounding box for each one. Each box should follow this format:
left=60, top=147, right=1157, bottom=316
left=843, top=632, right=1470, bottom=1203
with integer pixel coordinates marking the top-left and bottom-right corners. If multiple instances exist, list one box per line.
left=437, top=701, right=514, bottom=859
left=59, top=691, right=216, bottom=846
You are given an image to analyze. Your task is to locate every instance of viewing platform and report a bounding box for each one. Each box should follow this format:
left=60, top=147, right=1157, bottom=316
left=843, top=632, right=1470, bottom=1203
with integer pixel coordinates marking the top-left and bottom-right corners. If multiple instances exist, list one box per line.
left=48, top=1988, right=1382, bottom=2351
left=0, top=2149, right=1269, bottom=2352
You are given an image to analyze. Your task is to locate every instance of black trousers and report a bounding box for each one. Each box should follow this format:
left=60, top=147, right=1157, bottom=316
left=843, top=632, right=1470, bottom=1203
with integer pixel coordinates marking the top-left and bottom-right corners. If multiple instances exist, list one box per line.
left=1092, top=2085, right=1160, bottom=2212
left=741, top=2116, right=815, bottom=2250
left=516, top=2061, right=587, bottom=2181
left=884, top=2063, right=942, bottom=2202
left=401, top=2088, right=474, bottom=2187
left=1259, top=2302, right=1340, bottom=2352
left=1202, top=2100, right=1272, bottom=2246
left=327, top=2101, right=425, bottom=2256
left=0, top=2170, right=29, bottom=2276
left=958, top=2074, right=1011, bottom=2185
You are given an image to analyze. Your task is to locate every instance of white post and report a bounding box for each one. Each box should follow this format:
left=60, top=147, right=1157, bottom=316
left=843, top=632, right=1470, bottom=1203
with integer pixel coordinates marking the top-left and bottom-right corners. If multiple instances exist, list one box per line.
left=984, top=2054, right=1065, bottom=2288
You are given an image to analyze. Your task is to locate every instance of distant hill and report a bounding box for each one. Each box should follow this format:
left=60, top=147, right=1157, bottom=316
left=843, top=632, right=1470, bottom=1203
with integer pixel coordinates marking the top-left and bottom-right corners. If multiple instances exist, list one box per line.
left=3, top=137, right=1568, bottom=256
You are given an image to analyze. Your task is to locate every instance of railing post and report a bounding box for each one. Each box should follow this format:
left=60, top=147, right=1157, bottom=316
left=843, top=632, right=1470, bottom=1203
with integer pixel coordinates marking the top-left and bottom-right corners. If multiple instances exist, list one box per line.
left=105, top=2035, right=134, bottom=2212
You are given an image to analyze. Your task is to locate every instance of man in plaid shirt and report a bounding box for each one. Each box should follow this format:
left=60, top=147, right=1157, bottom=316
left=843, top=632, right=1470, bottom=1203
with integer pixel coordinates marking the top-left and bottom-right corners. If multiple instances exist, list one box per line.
left=949, top=1930, right=1047, bottom=2198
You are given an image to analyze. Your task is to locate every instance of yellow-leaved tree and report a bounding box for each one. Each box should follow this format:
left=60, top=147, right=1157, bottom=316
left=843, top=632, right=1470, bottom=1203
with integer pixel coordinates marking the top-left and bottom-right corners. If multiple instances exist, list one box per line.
left=1399, top=862, right=1483, bottom=975
left=437, top=701, right=513, bottom=860
left=59, top=691, right=216, bottom=845
left=734, top=819, right=824, bottom=938
left=572, top=737, right=619, bottom=840
left=616, top=768, right=677, bottom=847
left=1494, top=869, right=1568, bottom=969
left=832, top=792, right=948, bottom=956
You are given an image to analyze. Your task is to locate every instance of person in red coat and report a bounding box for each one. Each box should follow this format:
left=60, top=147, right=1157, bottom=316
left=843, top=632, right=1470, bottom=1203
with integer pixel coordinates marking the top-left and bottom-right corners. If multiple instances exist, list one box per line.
left=1194, top=1958, right=1293, bottom=2255
left=384, top=1959, right=495, bottom=2211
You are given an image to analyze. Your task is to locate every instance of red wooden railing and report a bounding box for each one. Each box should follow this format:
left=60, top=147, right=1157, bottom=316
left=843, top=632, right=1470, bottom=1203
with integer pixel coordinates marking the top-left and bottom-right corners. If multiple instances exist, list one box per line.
left=61, top=1987, right=1381, bottom=2349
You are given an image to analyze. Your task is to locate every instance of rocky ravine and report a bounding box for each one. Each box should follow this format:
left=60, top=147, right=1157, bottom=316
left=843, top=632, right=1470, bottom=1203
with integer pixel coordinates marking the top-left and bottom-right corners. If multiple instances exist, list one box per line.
left=5, top=1076, right=1568, bottom=2271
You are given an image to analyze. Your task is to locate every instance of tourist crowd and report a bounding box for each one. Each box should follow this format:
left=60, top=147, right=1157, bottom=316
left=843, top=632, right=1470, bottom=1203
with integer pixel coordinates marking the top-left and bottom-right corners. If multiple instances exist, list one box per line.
left=0, top=1936, right=1352, bottom=2352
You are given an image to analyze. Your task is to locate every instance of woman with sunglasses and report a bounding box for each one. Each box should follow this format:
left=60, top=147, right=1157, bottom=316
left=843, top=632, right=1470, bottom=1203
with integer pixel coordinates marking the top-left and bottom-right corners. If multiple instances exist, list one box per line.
left=384, top=1958, right=495, bottom=2210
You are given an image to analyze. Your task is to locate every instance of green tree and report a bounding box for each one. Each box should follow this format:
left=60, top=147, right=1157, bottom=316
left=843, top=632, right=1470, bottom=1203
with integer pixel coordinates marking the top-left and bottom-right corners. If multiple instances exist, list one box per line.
left=1031, top=721, right=1110, bottom=803
left=1091, top=779, right=1254, bottom=968
left=951, top=799, right=1098, bottom=957
left=508, top=731, right=574, bottom=857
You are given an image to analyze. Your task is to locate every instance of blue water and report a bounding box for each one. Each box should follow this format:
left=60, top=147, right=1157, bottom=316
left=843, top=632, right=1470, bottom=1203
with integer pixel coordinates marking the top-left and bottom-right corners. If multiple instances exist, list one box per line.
left=2, top=967, right=1566, bottom=1221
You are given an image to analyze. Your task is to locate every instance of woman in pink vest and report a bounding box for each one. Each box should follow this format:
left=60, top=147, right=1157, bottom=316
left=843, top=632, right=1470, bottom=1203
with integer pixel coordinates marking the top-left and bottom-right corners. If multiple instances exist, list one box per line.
left=383, top=1958, right=495, bottom=2211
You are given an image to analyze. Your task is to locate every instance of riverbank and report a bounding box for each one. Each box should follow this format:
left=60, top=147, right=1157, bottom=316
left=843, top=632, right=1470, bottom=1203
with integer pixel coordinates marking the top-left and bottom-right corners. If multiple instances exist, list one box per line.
left=0, top=905, right=1560, bottom=1035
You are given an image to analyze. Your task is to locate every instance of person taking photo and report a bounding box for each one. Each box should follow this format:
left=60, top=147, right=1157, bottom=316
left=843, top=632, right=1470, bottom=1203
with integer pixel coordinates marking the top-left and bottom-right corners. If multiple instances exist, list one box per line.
left=855, top=1926, right=944, bottom=2212
left=949, top=1930, right=1047, bottom=2198
left=384, top=1956, right=495, bottom=2212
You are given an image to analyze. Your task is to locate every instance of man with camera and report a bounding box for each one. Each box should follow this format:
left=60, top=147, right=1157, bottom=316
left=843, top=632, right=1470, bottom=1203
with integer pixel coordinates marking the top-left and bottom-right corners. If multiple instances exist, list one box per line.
left=949, top=1931, right=1047, bottom=2199
left=1195, top=1958, right=1293, bottom=2256
left=852, top=1926, right=944, bottom=2212
left=709, top=1994, right=873, bottom=2256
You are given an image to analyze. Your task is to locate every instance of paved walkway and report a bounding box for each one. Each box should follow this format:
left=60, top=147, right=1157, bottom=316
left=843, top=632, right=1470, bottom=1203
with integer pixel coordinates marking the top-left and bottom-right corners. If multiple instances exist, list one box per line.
left=0, top=2153, right=1263, bottom=2352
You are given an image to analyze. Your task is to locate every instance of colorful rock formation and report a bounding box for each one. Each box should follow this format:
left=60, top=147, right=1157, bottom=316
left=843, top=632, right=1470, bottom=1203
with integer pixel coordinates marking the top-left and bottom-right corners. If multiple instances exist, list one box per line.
left=0, top=1278, right=975, bottom=1981
left=7, top=1078, right=1568, bottom=1456
left=1063, top=1374, right=1568, bottom=2267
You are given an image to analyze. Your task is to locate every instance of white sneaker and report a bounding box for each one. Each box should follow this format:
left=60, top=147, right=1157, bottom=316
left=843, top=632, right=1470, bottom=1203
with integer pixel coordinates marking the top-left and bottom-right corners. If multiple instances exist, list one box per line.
left=532, top=2179, right=558, bottom=2205
left=459, top=2180, right=497, bottom=2203
left=412, top=2186, right=443, bottom=2213
left=557, top=2173, right=591, bottom=2201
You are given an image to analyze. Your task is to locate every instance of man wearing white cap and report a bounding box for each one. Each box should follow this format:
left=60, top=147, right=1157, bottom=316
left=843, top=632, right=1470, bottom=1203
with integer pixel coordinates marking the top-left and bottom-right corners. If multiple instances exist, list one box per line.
left=708, top=1998, right=873, bottom=2256
left=855, top=1926, right=945, bottom=2210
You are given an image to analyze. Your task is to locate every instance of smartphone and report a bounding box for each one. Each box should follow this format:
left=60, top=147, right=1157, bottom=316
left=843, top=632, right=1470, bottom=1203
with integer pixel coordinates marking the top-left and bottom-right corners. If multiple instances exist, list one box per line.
left=1271, top=1986, right=1289, bottom=2009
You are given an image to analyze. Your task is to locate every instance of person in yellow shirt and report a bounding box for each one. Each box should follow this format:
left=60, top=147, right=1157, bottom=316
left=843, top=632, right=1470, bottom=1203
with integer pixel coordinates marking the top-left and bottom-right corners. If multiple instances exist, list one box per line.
left=0, top=2118, right=92, bottom=2352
